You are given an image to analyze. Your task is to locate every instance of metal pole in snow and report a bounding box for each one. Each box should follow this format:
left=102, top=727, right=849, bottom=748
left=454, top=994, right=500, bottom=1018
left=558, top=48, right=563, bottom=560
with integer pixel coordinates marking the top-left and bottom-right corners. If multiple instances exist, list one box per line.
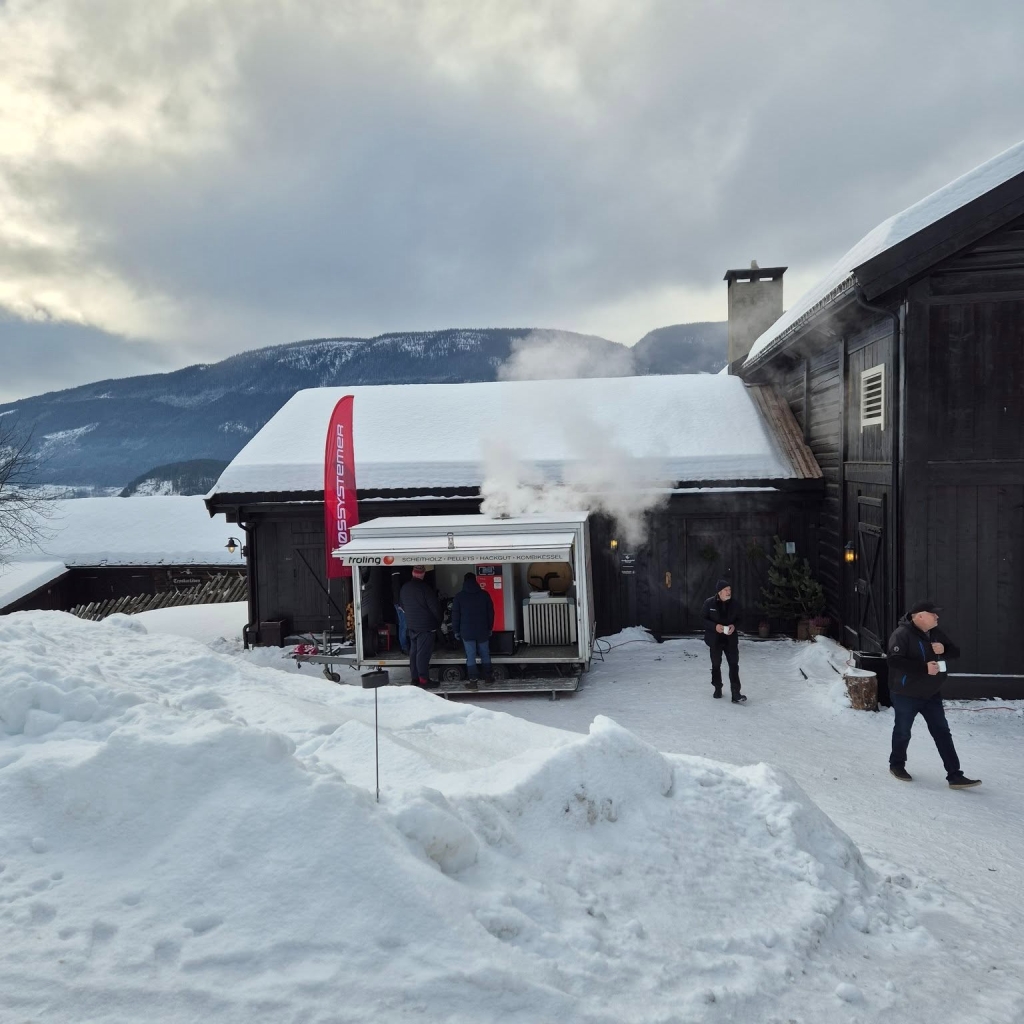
left=362, top=670, right=388, bottom=803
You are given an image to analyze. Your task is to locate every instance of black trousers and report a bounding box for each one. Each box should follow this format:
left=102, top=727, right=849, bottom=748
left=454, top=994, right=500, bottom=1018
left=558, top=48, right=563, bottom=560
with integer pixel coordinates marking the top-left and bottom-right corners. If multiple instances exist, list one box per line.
left=408, top=630, right=435, bottom=683
left=890, top=693, right=961, bottom=777
left=709, top=637, right=741, bottom=695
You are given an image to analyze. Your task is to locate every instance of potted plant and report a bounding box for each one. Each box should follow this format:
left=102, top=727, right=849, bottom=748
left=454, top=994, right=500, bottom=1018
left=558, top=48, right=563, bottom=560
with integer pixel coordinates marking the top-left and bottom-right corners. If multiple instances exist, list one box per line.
left=759, top=537, right=826, bottom=640
left=808, top=614, right=831, bottom=639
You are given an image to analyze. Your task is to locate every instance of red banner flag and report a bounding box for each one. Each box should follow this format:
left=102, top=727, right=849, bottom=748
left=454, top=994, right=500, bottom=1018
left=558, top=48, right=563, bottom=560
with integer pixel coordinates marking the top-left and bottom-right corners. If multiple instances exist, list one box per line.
left=324, top=395, right=358, bottom=578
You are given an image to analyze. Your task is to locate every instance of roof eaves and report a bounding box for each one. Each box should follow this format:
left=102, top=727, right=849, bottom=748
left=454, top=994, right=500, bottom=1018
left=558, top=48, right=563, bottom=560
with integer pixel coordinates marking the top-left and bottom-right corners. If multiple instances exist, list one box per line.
left=855, top=175, right=1024, bottom=300
left=745, top=384, right=823, bottom=480
left=206, top=487, right=482, bottom=511
left=743, top=275, right=857, bottom=370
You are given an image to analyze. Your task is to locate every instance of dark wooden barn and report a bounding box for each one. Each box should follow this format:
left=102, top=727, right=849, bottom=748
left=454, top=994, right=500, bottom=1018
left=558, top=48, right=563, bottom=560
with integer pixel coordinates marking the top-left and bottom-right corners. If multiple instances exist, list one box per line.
left=0, top=561, right=247, bottom=618
left=736, top=141, right=1024, bottom=696
left=0, top=496, right=246, bottom=618
left=205, top=376, right=822, bottom=646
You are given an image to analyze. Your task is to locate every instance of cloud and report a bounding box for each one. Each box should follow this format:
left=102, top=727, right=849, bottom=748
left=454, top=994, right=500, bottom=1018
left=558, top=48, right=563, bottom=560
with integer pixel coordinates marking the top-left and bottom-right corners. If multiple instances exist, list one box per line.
left=0, top=0, right=1022, bottom=400
left=0, top=315, right=172, bottom=404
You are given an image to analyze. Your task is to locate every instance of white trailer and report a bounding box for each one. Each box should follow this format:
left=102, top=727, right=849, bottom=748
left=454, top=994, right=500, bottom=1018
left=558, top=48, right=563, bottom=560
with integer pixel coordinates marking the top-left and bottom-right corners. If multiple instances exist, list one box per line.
left=335, top=512, right=595, bottom=697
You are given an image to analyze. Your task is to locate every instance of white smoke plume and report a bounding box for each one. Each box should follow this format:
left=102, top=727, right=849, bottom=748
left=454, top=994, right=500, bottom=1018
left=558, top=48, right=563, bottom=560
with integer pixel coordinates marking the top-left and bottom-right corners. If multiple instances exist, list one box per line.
left=498, top=330, right=636, bottom=381
left=480, top=399, right=669, bottom=549
left=484, top=332, right=670, bottom=546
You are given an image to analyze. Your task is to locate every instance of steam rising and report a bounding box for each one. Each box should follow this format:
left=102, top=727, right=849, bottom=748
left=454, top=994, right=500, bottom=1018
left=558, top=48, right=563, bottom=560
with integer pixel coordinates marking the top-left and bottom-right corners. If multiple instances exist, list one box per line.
left=483, top=335, right=668, bottom=546
left=498, top=330, right=636, bottom=381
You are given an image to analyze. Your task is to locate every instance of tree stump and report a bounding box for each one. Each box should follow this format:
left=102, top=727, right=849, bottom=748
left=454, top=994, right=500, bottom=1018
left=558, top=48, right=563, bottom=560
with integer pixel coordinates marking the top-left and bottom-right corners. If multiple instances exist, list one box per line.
left=844, top=671, right=878, bottom=711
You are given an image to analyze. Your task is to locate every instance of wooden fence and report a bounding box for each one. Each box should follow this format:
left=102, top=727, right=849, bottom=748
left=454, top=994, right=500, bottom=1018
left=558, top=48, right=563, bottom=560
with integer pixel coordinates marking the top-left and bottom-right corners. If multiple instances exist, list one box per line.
left=71, top=573, right=248, bottom=622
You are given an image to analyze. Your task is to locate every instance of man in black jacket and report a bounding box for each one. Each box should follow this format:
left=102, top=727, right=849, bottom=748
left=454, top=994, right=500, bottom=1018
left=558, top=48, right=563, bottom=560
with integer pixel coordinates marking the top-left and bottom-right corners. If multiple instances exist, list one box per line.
left=886, top=601, right=980, bottom=788
left=702, top=579, right=745, bottom=703
left=400, top=565, right=442, bottom=688
left=452, top=572, right=496, bottom=689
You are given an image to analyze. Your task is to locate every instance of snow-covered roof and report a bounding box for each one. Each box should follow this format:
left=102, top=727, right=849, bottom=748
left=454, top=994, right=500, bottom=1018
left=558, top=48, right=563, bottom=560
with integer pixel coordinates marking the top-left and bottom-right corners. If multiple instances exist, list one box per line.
left=6, top=497, right=243, bottom=567
left=0, top=560, right=68, bottom=611
left=209, top=375, right=795, bottom=498
left=746, top=139, right=1024, bottom=365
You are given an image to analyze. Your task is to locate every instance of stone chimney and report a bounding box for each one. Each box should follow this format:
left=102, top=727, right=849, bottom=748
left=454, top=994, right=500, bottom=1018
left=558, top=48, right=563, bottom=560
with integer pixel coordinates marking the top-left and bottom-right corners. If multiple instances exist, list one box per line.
left=723, top=261, right=786, bottom=371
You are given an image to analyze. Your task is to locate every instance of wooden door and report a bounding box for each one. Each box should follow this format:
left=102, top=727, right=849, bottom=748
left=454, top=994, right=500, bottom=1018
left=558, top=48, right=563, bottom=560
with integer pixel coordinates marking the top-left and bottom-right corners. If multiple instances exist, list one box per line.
left=853, top=494, right=888, bottom=651
left=636, top=516, right=688, bottom=636
left=683, top=520, right=734, bottom=632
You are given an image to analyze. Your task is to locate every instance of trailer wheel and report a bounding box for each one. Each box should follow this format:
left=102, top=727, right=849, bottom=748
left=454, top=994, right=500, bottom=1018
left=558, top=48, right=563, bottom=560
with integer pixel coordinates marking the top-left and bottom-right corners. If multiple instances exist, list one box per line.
left=440, top=665, right=465, bottom=683
left=323, top=666, right=341, bottom=683
left=489, top=664, right=510, bottom=683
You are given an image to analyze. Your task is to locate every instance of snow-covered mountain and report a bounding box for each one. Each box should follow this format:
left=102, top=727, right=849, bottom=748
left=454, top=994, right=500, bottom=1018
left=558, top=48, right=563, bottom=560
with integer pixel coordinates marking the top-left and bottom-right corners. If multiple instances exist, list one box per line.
left=0, top=325, right=725, bottom=487
left=119, top=460, right=230, bottom=497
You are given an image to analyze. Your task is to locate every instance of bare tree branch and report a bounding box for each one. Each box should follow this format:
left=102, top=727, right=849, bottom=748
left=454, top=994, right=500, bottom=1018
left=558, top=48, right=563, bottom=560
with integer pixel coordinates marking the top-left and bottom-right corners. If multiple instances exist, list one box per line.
left=0, top=418, right=56, bottom=565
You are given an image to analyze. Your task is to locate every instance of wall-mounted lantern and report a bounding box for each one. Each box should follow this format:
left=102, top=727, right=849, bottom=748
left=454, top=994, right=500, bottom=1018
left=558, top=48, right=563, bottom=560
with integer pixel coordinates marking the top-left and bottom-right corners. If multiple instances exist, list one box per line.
left=844, top=542, right=856, bottom=564
left=225, top=536, right=241, bottom=555
left=609, top=538, right=619, bottom=551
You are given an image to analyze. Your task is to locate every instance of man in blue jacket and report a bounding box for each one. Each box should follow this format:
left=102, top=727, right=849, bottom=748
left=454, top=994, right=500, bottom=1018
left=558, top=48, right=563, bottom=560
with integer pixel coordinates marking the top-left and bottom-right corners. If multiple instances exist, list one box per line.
left=702, top=579, right=745, bottom=703
left=452, top=572, right=495, bottom=690
left=886, top=601, right=980, bottom=788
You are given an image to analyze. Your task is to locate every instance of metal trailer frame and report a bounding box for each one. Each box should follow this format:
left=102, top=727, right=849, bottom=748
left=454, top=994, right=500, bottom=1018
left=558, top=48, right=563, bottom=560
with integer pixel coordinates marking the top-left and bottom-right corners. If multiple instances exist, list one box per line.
left=334, top=512, right=595, bottom=698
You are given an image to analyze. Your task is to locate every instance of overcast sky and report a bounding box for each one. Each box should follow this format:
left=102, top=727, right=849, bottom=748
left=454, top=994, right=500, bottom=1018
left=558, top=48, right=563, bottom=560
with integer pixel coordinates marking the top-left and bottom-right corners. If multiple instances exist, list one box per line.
left=1, top=0, right=1022, bottom=402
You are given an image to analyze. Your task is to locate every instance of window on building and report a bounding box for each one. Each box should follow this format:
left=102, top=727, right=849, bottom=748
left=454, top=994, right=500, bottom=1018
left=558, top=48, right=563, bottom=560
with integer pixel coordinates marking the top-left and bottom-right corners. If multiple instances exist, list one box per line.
left=860, top=364, right=885, bottom=430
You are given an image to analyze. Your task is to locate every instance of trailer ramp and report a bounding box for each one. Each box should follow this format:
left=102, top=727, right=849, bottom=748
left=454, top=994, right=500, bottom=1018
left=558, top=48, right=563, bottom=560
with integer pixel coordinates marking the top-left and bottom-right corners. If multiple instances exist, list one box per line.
left=435, top=673, right=581, bottom=701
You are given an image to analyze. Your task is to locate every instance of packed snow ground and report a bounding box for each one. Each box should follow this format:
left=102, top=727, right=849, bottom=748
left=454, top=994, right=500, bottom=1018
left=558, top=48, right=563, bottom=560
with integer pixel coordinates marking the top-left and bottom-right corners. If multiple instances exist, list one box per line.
left=1, top=609, right=1022, bottom=1023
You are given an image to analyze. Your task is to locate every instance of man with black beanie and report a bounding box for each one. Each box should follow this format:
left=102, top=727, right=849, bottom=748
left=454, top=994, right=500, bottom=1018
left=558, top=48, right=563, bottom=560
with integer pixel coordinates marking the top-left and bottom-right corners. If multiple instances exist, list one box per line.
left=702, top=579, right=745, bottom=703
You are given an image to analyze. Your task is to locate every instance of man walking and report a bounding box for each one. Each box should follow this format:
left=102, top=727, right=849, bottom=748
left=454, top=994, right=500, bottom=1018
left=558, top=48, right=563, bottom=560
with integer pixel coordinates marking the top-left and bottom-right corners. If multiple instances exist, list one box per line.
left=400, top=565, right=441, bottom=688
left=452, top=572, right=495, bottom=690
left=886, top=601, right=980, bottom=788
left=702, top=579, right=745, bottom=703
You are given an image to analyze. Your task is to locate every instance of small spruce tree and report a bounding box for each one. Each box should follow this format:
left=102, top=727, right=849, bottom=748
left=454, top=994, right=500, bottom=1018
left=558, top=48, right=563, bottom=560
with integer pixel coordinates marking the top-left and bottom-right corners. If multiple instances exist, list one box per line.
left=760, top=537, right=826, bottom=621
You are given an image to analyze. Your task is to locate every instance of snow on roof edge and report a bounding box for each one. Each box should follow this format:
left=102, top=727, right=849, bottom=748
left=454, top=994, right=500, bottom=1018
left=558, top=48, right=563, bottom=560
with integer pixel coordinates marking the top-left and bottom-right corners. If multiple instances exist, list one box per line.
left=209, top=375, right=798, bottom=499
left=745, top=138, right=1024, bottom=366
left=0, top=560, right=69, bottom=611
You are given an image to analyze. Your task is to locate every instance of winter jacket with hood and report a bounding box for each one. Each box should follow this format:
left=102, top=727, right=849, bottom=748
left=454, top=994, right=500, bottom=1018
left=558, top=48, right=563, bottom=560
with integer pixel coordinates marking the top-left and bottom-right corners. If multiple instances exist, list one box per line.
left=886, top=613, right=961, bottom=699
left=399, top=577, right=442, bottom=633
left=452, top=576, right=495, bottom=642
left=702, top=593, right=740, bottom=646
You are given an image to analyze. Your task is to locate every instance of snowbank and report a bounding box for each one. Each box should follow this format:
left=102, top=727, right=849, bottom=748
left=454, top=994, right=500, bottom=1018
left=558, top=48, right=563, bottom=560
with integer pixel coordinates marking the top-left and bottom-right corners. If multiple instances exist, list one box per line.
left=132, top=601, right=248, bottom=644
left=791, top=635, right=863, bottom=708
left=0, top=612, right=933, bottom=1022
